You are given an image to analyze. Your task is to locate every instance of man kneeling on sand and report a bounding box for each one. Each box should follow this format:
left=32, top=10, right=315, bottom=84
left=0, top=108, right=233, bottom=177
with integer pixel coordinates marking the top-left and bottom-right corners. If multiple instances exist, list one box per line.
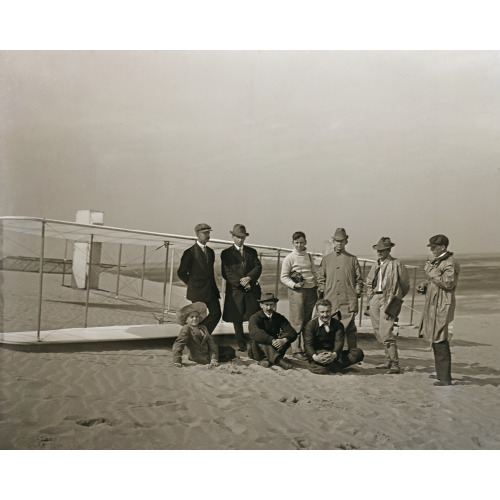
left=303, top=299, right=364, bottom=375
left=248, top=293, right=298, bottom=370
left=173, top=302, right=235, bottom=368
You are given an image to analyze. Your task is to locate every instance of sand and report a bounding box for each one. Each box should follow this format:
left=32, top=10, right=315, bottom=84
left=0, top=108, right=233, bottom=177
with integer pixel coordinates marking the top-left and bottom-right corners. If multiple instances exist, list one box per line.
left=1, top=270, right=500, bottom=450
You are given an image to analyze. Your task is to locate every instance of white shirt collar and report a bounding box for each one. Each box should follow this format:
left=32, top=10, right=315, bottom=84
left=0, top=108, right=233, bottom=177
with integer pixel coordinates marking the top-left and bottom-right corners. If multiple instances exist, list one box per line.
left=196, top=241, right=206, bottom=250
left=234, top=244, right=243, bottom=251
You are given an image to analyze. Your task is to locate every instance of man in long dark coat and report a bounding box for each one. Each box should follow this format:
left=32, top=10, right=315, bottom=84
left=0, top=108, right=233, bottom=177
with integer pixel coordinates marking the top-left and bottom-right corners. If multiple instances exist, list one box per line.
left=177, top=223, right=221, bottom=333
left=221, top=224, right=262, bottom=351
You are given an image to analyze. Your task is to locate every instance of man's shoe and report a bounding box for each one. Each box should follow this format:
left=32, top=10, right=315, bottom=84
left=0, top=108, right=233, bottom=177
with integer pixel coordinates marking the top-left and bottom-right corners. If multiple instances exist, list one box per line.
left=433, top=380, right=452, bottom=386
left=238, top=345, right=247, bottom=352
left=259, top=360, right=270, bottom=368
left=277, top=359, right=293, bottom=370
left=429, top=374, right=438, bottom=379
left=387, top=366, right=401, bottom=374
left=293, top=353, right=308, bottom=361
left=376, top=363, right=391, bottom=369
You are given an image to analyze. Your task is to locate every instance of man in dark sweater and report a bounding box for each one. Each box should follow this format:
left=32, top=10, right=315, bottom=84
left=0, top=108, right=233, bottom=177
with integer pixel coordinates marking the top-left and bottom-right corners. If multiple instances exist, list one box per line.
left=304, top=299, right=364, bottom=374
left=248, top=293, right=298, bottom=370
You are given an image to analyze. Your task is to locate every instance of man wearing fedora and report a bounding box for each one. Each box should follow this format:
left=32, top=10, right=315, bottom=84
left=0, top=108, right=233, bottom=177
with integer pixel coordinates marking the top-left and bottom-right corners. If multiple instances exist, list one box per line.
left=177, top=223, right=221, bottom=334
left=366, top=237, right=410, bottom=374
left=304, top=298, right=364, bottom=374
left=221, top=224, right=262, bottom=351
left=248, top=292, right=297, bottom=369
left=318, top=228, right=363, bottom=350
left=417, top=235, right=460, bottom=386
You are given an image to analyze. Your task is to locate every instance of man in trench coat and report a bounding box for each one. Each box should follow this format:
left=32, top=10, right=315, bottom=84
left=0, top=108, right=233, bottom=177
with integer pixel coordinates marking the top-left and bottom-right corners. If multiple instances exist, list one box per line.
left=417, top=234, right=460, bottom=386
left=221, top=224, right=262, bottom=351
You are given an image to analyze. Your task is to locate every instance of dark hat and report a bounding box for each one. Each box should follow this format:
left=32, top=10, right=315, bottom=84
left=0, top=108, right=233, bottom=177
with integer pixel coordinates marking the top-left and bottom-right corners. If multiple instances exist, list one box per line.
left=258, top=292, right=279, bottom=303
left=333, top=228, right=348, bottom=241
left=373, top=237, right=395, bottom=251
left=427, top=234, right=449, bottom=247
left=176, top=302, right=208, bottom=325
left=194, top=223, right=212, bottom=233
left=230, top=224, right=249, bottom=237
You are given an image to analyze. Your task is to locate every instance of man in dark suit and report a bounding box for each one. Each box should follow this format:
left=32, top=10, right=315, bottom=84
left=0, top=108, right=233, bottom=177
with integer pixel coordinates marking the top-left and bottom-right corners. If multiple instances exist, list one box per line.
left=221, top=224, right=262, bottom=351
left=304, top=298, right=364, bottom=374
left=248, top=293, right=297, bottom=369
left=177, top=223, right=221, bottom=333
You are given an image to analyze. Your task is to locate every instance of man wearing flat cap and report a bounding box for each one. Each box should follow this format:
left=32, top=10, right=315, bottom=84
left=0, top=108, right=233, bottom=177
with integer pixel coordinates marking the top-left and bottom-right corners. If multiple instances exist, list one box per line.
left=177, top=223, right=221, bottom=334
left=248, top=293, right=297, bottom=369
left=221, top=224, right=262, bottom=351
left=318, top=228, right=363, bottom=350
left=366, top=237, right=410, bottom=374
left=417, top=235, right=460, bottom=386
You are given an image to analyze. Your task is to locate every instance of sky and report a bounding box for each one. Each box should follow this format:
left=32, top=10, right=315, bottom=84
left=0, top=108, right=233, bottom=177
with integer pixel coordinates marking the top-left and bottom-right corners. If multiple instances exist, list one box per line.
left=2, top=50, right=500, bottom=257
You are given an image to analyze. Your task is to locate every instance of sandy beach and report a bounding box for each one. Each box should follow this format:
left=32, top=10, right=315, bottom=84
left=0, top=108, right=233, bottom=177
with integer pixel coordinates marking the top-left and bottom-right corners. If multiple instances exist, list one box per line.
left=1, top=271, right=499, bottom=450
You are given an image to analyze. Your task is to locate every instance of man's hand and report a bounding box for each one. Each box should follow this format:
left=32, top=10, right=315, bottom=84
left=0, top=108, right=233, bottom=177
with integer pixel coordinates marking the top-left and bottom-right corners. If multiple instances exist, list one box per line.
left=173, top=363, right=182, bottom=368
left=240, top=276, right=251, bottom=287
left=209, top=359, right=219, bottom=368
left=313, top=351, right=336, bottom=365
left=384, top=314, right=393, bottom=321
left=417, top=283, right=427, bottom=294
left=272, top=338, right=287, bottom=350
left=294, top=282, right=304, bottom=289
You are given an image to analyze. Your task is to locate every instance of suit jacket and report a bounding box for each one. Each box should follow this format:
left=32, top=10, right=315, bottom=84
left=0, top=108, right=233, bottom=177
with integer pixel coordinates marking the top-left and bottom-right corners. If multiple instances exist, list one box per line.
left=221, top=245, right=262, bottom=322
left=172, top=324, right=219, bottom=365
left=303, top=317, right=345, bottom=361
left=366, top=255, right=410, bottom=303
left=248, top=309, right=298, bottom=345
left=177, top=243, right=220, bottom=302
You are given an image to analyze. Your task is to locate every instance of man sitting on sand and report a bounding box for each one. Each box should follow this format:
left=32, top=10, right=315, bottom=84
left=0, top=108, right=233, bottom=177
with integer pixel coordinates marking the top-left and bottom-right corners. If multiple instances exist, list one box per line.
left=248, top=293, right=298, bottom=370
left=173, top=302, right=235, bottom=368
left=303, top=299, right=364, bottom=375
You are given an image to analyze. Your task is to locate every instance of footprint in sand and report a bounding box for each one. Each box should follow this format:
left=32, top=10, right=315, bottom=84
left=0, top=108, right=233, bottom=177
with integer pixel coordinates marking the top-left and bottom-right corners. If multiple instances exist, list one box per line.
left=75, top=417, right=115, bottom=427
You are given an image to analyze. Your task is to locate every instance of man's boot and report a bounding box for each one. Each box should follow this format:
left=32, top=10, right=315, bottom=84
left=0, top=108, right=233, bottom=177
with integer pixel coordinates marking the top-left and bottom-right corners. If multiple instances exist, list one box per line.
left=376, top=345, right=392, bottom=369
left=386, top=343, right=401, bottom=374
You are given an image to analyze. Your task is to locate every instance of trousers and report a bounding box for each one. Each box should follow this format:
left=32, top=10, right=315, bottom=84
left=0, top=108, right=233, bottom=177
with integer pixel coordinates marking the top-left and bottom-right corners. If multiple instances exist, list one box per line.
left=199, top=296, right=221, bottom=334
left=307, top=348, right=364, bottom=375
left=287, top=286, right=318, bottom=353
left=432, top=340, right=452, bottom=383
left=369, top=294, right=397, bottom=346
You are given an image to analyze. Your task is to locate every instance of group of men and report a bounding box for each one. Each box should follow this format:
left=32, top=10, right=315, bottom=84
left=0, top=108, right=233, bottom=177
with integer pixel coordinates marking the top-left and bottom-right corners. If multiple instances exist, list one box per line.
left=176, top=222, right=459, bottom=386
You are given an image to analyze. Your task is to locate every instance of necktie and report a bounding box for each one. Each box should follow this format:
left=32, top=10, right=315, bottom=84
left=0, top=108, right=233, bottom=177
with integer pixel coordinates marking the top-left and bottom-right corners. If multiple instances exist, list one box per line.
left=202, top=246, right=208, bottom=262
left=322, top=322, right=330, bottom=333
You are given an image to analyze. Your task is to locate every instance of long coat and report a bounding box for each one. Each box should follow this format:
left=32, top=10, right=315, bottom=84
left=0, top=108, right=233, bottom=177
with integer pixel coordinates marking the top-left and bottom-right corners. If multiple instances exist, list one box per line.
left=221, top=245, right=262, bottom=322
left=318, top=250, right=363, bottom=313
left=419, top=252, right=460, bottom=343
left=177, top=244, right=220, bottom=303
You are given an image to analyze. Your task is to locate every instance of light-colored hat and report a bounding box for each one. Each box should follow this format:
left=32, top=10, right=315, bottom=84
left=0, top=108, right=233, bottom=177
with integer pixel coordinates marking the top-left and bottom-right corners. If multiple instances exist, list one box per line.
left=230, top=224, right=249, bottom=237
left=176, top=302, right=208, bottom=325
left=333, top=228, right=348, bottom=241
left=258, top=292, right=279, bottom=303
left=194, top=223, right=212, bottom=233
left=373, top=237, right=395, bottom=251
